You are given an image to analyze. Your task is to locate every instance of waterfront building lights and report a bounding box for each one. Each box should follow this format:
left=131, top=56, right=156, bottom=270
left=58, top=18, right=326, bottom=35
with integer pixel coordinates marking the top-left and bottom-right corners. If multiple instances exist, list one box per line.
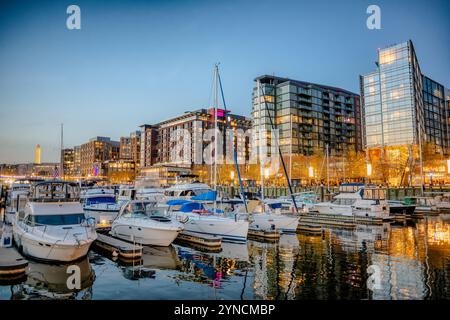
left=264, top=168, right=270, bottom=179
left=308, top=166, right=314, bottom=178
left=367, top=163, right=372, bottom=176
left=447, top=159, right=450, bottom=174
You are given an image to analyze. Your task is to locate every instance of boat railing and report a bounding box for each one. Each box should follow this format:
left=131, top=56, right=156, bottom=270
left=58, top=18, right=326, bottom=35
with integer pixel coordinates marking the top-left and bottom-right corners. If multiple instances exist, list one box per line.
left=17, top=217, right=94, bottom=242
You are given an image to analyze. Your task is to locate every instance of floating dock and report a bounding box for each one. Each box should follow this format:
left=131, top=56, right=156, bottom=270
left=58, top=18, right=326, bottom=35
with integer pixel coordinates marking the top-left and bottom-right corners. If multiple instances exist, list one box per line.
left=93, top=234, right=143, bottom=259
left=297, top=223, right=323, bottom=234
left=304, top=213, right=389, bottom=225
left=0, top=225, right=28, bottom=280
left=298, top=216, right=357, bottom=229
left=248, top=228, right=280, bottom=242
left=175, top=231, right=222, bottom=252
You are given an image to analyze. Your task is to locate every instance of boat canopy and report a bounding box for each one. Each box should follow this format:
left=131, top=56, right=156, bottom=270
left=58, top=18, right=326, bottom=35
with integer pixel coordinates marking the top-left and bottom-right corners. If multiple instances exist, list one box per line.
left=166, top=199, right=192, bottom=206
left=179, top=202, right=205, bottom=212
left=191, top=190, right=217, bottom=201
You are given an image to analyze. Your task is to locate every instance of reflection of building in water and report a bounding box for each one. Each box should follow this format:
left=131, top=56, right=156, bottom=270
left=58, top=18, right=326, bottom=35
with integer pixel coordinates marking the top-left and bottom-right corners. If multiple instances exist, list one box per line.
left=249, top=235, right=302, bottom=300
left=10, top=257, right=95, bottom=300
left=368, top=217, right=450, bottom=300
left=174, top=247, right=248, bottom=287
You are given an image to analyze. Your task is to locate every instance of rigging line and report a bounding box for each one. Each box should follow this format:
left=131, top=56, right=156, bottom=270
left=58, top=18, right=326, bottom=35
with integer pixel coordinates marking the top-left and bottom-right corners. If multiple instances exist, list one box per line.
left=217, top=68, right=248, bottom=213
left=259, top=83, right=299, bottom=213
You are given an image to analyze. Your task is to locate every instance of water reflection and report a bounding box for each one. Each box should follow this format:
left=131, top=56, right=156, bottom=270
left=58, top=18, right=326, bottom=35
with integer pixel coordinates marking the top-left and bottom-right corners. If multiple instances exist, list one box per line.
left=1, top=215, right=449, bottom=300
left=10, top=256, right=95, bottom=300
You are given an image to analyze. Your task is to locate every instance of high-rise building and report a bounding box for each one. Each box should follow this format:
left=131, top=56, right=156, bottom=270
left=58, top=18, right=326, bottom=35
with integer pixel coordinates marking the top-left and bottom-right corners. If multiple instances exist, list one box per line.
left=61, top=148, right=75, bottom=177
left=73, top=145, right=81, bottom=176
left=252, top=75, right=362, bottom=157
left=80, top=137, right=120, bottom=177
left=140, top=125, right=160, bottom=168
left=139, top=108, right=251, bottom=169
left=360, top=40, right=449, bottom=154
left=130, top=130, right=141, bottom=167
left=119, top=136, right=132, bottom=159
left=34, top=144, right=41, bottom=164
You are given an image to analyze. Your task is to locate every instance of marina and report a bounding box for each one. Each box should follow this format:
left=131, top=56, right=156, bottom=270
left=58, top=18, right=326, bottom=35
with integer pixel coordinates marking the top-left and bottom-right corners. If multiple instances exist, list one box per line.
left=1, top=205, right=449, bottom=300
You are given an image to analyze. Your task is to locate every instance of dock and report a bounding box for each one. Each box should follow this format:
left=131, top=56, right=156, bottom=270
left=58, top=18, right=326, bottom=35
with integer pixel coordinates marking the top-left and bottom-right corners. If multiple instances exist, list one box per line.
left=303, top=213, right=389, bottom=225
left=299, top=216, right=357, bottom=229
left=297, top=223, right=323, bottom=234
left=93, top=233, right=143, bottom=259
left=175, top=231, right=222, bottom=252
left=0, top=225, right=28, bottom=280
left=248, top=227, right=280, bottom=242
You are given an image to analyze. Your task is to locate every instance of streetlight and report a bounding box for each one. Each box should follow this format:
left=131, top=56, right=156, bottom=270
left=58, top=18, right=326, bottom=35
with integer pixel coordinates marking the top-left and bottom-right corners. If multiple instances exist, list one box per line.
left=308, top=166, right=314, bottom=178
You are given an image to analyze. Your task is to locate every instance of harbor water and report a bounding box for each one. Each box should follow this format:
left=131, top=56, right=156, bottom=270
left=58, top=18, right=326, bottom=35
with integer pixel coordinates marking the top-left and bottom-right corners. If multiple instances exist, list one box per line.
left=1, top=207, right=449, bottom=300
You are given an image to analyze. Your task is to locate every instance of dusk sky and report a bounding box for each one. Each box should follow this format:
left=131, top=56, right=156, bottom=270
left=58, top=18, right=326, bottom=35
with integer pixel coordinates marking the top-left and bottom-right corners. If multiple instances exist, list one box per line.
left=0, top=0, right=449, bottom=163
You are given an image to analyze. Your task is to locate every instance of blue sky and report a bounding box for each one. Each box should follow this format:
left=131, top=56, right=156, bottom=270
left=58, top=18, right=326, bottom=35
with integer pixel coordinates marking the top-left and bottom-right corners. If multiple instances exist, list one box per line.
left=0, top=0, right=449, bottom=163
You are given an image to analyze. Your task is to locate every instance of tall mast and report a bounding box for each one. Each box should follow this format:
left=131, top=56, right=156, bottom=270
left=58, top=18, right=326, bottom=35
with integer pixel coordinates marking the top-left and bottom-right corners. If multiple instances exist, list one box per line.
left=257, top=79, right=264, bottom=202
left=326, top=143, right=330, bottom=191
left=289, top=114, right=293, bottom=181
left=60, top=123, right=64, bottom=180
left=213, top=64, right=219, bottom=213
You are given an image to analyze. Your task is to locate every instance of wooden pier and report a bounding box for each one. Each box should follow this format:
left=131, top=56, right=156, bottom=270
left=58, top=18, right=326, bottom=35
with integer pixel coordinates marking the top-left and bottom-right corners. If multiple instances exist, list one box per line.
left=93, top=233, right=143, bottom=259
left=0, top=225, right=28, bottom=280
left=175, top=231, right=222, bottom=252
left=248, top=228, right=280, bottom=242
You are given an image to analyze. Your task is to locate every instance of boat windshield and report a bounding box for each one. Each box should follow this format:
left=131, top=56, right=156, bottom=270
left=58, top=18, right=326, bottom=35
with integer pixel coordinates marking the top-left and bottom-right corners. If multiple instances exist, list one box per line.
left=332, top=198, right=356, bottom=205
left=122, top=202, right=162, bottom=218
left=86, top=196, right=116, bottom=205
left=30, top=213, right=86, bottom=226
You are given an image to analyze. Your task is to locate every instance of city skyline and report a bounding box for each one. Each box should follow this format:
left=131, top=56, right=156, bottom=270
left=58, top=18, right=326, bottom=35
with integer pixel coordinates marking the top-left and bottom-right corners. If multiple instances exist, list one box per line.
left=1, top=0, right=449, bottom=163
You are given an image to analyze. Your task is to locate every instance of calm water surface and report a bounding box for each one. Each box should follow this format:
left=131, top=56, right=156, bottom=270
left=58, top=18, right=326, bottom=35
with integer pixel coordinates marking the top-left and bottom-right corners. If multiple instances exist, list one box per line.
left=1, top=210, right=449, bottom=300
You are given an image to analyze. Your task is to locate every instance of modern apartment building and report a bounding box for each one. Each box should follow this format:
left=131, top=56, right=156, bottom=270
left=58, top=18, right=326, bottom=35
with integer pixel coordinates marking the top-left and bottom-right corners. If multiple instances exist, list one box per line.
left=139, top=108, right=251, bottom=169
left=360, top=40, right=449, bottom=155
left=119, top=136, right=132, bottom=159
left=73, top=145, right=81, bottom=176
left=252, top=75, right=362, bottom=157
left=61, top=148, right=75, bottom=177
left=80, top=136, right=120, bottom=176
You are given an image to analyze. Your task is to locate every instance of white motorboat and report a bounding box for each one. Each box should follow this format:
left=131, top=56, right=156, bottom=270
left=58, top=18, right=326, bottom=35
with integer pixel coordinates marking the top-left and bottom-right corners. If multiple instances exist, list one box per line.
left=81, top=188, right=121, bottom=229
left=166, top=199, right=249, bottom=243
left=4, top=183, right=31, bottom=225
left=312, top=183, right=390, bottom=219
left=111, top=200, right=184, bottom=246
left=13, top=181, right=97, bottom=262
left=164, top=183, right=213, bottom=201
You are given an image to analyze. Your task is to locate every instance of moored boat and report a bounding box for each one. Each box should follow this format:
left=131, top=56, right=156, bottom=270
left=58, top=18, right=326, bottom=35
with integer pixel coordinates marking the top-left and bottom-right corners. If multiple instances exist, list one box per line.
left=13, top=181, right=97, bottom=262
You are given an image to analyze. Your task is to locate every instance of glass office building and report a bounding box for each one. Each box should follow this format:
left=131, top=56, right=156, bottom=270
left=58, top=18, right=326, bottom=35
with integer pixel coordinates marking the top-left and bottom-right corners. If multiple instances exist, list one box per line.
left=361, top=40, right=449, bottom=155
left=252, top=75, right=362, bottom=157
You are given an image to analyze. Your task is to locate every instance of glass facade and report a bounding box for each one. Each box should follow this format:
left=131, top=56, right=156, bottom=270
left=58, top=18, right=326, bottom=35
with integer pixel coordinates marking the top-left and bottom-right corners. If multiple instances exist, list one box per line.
left=362, top=41, right=423, bottom=148
left=361, top=40, right=448, bottom=154
left=422, top=75, right=448, bottom=153
left=252, top=75, right=362, bottom=156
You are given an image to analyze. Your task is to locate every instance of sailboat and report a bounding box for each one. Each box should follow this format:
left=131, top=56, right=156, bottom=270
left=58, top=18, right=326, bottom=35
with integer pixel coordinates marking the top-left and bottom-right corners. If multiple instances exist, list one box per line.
left=235, top=78, right=299, bottom=233
left=165, top=64, right=249, bottom=243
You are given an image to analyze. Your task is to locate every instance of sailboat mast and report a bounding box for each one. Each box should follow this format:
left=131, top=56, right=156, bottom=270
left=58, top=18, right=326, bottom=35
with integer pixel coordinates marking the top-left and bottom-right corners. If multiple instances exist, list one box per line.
left=257, top=79, right=264, bottom=202
left=213, top=64, right=219, bottom=213
left=60, top=123, right=64, bottom=180
left=326, top=143, right=330, bottom=191
left=289, top=114, right=293, bottom=181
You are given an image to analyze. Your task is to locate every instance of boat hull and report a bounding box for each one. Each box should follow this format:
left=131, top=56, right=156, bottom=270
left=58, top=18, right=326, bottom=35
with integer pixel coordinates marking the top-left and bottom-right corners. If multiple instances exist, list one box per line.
left=250, top=214, right=299, bottom=233
left=176, top=214, right=249, bottom=243
left=13, top=231, right=93, bottom=263
left=111, top=223, right=182, bottom=246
